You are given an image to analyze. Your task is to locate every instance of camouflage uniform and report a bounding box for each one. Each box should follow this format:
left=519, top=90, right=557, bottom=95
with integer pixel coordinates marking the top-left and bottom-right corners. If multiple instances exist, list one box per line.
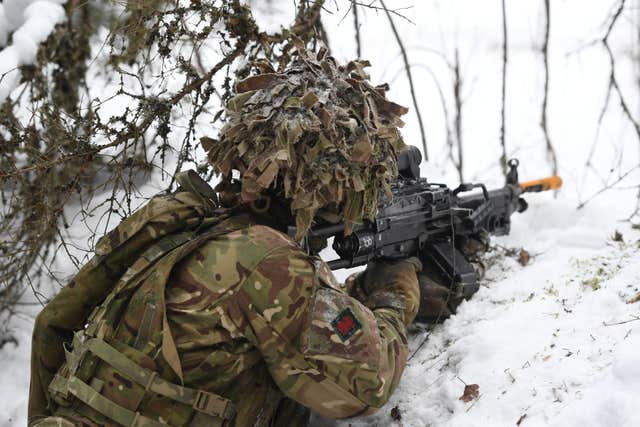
left=162, top=215, right=420, bottom=424
left=29, top=44, right=424, bottom=426
left=30, top=208, right=420, bottom=426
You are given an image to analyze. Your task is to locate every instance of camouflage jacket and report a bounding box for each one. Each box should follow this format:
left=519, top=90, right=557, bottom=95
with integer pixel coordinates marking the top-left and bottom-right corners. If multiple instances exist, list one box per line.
left=31, top=213, right=419, bottom=427
left=163, top=215, right=420, bottom=425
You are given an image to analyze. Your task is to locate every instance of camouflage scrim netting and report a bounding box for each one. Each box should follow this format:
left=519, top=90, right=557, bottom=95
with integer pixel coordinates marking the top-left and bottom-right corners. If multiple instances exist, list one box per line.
left=203, top=41, right=409, bottom=238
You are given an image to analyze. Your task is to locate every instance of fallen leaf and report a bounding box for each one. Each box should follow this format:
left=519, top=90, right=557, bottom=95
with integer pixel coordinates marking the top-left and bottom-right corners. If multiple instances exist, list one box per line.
left=390, top=406, right=402, bottom=421
left=518, top=249, right=530, bottom=266
left=459, top=384, right=480, bottom=402
left=627, top=292, right=640, bottom=304
left=611, top=230, right=624, bottom=242
left=543, top=355, right=551, bottom=362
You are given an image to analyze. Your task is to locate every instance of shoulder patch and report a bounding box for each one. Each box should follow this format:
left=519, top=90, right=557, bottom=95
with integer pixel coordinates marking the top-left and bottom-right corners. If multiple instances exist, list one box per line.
left=331, top=308, right=362, bottom=342
left=301, top=287, right=380, bottom=367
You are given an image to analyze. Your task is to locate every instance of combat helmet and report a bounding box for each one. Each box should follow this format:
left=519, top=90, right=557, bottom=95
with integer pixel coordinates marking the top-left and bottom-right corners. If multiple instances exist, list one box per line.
left=204, top=41, right=409, bottom=239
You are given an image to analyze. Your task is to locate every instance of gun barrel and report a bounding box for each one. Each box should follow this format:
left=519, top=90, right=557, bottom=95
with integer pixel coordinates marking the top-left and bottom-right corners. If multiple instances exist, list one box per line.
left=520, top=176, right=562, bottom=193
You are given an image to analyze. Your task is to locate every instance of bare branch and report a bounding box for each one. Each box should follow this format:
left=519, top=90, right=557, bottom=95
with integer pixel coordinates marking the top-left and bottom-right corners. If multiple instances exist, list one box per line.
left=577, top=165, right=640, bottom=209
left=603, top=0, right=640, bottom=140
left=603, top=314, right=640, bottom=326
left=499, top=0, right=508, bottom=173
left=350, top=1, right=415, bottom=24
left=380, top=0, right=428, bottom=160
left=353, top=1, right=362, bottom=58
left=453, top=49, right=463, bottom=182
left=0, top=0, right=334, bottom=339
left=579, top=0, right=640, bottom=211
left=540, top=0, right=558, bottom=176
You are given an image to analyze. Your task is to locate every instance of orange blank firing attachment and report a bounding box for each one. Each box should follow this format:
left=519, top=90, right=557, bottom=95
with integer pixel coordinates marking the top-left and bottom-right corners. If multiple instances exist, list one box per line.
left=520, top=176, right=563, bottom=193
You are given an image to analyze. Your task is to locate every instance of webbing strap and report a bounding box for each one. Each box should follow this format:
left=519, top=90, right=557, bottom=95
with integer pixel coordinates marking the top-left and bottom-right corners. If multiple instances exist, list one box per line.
left=66, top=376, right=164, bottom=427
left=175, top=170, right=218, bottom=211
left=133, top=303, right=157, bottom=351
left=86, top=338, right=235, bottom=420
left=117, top=233, right=194, bottom=291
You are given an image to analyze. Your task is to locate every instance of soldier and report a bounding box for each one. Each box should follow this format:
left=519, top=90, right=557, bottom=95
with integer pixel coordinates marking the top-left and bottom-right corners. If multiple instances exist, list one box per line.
left=29, top=45, right=461, bottom=427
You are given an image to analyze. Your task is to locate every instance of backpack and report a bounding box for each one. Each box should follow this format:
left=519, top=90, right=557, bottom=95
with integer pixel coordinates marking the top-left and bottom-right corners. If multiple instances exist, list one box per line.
left=29, top=171, right=238, bottom=427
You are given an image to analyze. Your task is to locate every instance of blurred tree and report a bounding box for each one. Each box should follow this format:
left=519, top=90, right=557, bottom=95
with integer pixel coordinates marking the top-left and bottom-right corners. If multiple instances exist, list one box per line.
left=0, top=0, right=329, bottom=343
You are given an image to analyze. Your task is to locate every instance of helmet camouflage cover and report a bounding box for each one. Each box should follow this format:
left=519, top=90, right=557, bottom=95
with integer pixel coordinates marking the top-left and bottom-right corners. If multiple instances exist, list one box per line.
left=203, top=42, right=408, bottom=239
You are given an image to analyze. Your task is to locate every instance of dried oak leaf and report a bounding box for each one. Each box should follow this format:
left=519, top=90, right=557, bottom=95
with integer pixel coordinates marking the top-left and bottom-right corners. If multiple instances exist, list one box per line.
left=627, top=292, right=640, bottom=304
left=390, top=406, right=402, bottom=421
left=518, top=248, right=530, bottom=266
left=459, top=384, right=480, bottom=402
left=235, top=73, right=285, bottom=92
left=611, top=230, right=624, bottom=242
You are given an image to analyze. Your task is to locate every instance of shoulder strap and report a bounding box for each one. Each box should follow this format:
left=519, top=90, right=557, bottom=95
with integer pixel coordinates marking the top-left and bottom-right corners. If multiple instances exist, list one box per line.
left=175, top=170, right=218, bottom=212
left=49, top=224, right=243, bottom=426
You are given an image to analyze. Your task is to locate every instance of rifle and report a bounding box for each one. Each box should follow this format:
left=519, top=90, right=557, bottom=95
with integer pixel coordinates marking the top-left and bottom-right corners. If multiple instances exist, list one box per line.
left=290, top=146, right=562, bottom=298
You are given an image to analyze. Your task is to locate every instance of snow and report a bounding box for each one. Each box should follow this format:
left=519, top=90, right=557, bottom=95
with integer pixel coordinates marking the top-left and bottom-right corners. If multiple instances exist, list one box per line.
left=0, top=0, right=66, bottom=102
left=3, top=1, right=640, bottom=426
left=315, top=193, right=640, bottom=427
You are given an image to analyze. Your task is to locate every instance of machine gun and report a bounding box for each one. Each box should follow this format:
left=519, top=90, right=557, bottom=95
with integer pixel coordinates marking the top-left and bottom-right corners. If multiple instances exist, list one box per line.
left=291, top=146, right=562, bottom=298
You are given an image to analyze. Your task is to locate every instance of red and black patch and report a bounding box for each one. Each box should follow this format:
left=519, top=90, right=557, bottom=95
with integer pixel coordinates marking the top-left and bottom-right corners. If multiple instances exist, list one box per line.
left=331, top=308, right=362, bottom=341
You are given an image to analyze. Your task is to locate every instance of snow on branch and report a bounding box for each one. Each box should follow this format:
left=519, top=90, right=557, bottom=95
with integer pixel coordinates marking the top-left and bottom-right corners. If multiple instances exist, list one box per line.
left=0, top=0, right=67, bottom=102
left=0, top=0, right=333, bottom=343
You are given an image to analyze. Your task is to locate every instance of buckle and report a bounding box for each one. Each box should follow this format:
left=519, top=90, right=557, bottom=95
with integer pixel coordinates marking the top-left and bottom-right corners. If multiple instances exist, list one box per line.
left=64, top=331, right=89, bottom=376
left=192, top=390, right=234, bottom=419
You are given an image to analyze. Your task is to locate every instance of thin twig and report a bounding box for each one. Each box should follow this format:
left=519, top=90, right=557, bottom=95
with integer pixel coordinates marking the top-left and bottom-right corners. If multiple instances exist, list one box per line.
left=352, top=2, right=361, bottom=57
left=602, top=0, right=640, bottom=139
left=499, top=0, right=508, bottom=173
left=350, top=1, right=415, bottom=24
left=603, top=314, right=640, bottom=326
left=380, top=0, right=428, bottom=161
left=540, top=0, right=558, bottom=176
left=453, top=49, right=463, bottom=182
left=0, top=42, right=245, bottom=180
left=578, top=0, right=640, bottom=211
left=577, top=165, right=640, bottom=209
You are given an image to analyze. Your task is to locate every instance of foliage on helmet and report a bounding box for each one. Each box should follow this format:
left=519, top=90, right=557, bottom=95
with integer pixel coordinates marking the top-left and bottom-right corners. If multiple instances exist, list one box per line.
left=204, top=40, right=408, bottom=238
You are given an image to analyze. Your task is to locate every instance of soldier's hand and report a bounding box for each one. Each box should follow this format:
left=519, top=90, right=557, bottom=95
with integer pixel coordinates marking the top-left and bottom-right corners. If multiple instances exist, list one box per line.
left=348, top=257, right=422, bottom=326
left=415, top=233, right=489, bottom=323
left=360, top=257, right=422, bottom=296
left=415, top=273, right=464, bottom=323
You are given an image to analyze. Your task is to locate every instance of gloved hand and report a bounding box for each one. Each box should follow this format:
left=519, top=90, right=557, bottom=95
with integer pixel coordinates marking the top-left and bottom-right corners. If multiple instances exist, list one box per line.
left=347, top=257, right=422, bottom=326
left=415, top=271, right=464, bottom=323
left=416, top=233, right=489, bottom=323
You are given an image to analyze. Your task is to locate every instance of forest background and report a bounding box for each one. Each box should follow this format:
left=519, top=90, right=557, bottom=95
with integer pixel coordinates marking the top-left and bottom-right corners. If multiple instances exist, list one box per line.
left=1, top=1, right=640, bottom=426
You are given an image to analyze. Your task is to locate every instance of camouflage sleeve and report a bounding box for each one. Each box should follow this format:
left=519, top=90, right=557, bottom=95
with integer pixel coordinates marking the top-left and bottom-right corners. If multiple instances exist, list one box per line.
left=231, top=247, right=420, bottom=419
left=350, top=257, right=422, bottom=326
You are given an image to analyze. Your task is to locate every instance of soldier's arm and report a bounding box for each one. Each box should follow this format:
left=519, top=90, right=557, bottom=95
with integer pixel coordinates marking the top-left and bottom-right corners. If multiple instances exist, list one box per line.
left=233, top=246, right=420, bottom=419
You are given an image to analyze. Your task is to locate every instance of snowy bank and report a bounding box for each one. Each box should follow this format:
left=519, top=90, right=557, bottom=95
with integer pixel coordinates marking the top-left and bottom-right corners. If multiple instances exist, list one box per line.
left=319, top=196, right=640, bottom=427
left=3, top=1, right=640, bottom=426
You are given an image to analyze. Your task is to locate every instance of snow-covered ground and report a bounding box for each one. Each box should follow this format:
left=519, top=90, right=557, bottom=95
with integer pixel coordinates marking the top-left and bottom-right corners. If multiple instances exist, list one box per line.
left=2, top=1, right=640, bottom=426
left=320, top=194, right=640, bottom=427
